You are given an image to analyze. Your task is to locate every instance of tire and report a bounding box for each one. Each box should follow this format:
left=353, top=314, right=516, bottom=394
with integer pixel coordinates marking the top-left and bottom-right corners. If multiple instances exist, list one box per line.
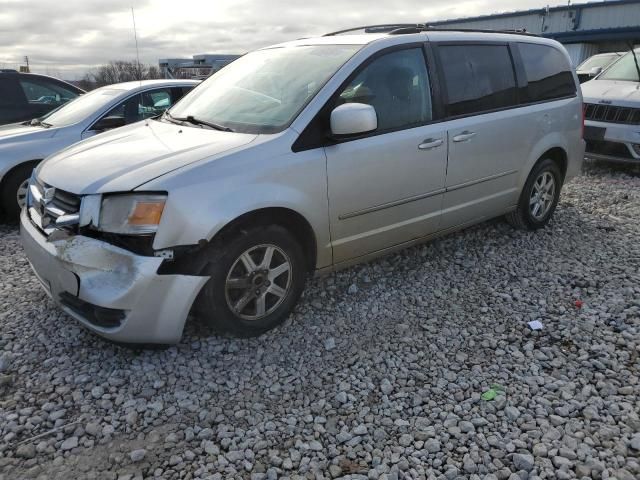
left=1, top=163, right=36, bottom=221
left=506, top=158, right=563, bottom=230
left=194, top=224, right=307, bottom=337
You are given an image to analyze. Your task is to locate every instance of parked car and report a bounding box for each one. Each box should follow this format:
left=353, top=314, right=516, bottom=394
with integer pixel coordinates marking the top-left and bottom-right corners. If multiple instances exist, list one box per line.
left=582, top=48, right=640, bottom=163
left=21, top=27, right=584, bottom=344
left=575, top=52, right=623, bottom=83
left=0, top=70, right=84, bottom=125
left=0, top=79, right=198, bottom=219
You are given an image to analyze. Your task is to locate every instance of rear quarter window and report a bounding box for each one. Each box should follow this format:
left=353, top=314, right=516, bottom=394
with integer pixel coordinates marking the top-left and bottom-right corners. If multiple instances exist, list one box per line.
left=518, top=43, right=576, bottom=103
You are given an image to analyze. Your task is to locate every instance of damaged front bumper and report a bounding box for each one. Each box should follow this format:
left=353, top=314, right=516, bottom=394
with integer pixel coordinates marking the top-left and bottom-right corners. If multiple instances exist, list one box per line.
left=20, top=209, right=208, bottom=344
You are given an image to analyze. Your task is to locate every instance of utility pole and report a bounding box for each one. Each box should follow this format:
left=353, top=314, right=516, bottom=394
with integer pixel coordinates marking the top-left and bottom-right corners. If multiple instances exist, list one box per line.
left=23, top=55, right=30, bottom=73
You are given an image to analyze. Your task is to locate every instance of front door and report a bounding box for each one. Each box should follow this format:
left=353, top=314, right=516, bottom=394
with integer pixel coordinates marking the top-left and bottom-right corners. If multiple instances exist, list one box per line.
left=325, top=47, right=448, bottom=263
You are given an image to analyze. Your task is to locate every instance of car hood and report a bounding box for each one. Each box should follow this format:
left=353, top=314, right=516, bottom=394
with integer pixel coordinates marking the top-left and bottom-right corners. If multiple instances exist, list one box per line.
left=0, top=123, right=58, bottom=144
left=581, top=79, right=640, bottom=106
left=37, top=120, right=258, bottom=194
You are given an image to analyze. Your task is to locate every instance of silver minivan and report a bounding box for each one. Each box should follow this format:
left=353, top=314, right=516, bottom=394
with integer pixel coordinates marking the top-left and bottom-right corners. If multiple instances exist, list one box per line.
left=20, top=27, right=585, bottom=343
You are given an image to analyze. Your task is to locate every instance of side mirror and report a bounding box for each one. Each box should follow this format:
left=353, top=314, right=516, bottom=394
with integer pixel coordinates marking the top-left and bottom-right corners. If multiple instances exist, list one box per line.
left=330, top=103, right=377, bottom=137
left=589, top=66, right=603, bottom=77
left=92, top=116, right=126, bottom=132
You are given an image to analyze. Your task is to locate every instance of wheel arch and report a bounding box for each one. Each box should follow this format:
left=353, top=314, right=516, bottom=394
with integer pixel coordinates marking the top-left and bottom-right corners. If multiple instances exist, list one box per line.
left=0, top=159, right=41, bottom=189
left=209, top=207, right=318, bottom=272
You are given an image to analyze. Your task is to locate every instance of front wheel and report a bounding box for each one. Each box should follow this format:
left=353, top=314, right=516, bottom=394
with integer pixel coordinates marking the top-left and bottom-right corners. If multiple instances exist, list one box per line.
left=194, top=224, right=307, bottom=337
left=506, top=158, right=563, bottom=230
left=1, top=164, right=35, bottom=221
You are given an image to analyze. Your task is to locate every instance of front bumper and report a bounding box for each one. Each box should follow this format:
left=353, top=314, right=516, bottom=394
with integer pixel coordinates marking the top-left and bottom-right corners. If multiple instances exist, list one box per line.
left=584, top=120, right=640, bottom=164
left=20, top=209, right=208, bottom=344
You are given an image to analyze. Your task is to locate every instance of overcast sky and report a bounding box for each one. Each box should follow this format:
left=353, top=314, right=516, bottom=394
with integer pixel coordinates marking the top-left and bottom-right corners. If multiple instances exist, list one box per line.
left=0, top=0, right=575, bottom=79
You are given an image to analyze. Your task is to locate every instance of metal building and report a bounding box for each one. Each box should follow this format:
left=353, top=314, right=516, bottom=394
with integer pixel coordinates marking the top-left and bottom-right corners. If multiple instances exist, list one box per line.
left=430, top=0, right=640, bottom=66
left=159, top=54, right=241, bottom=79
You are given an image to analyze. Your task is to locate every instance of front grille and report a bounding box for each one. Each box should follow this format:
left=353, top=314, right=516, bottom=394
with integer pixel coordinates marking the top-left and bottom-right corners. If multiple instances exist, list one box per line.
left=585, top=140, right=634, bottom=159
left=27, top=179, right=81, bottom=235
left=584, top=103, right=640, bottom=125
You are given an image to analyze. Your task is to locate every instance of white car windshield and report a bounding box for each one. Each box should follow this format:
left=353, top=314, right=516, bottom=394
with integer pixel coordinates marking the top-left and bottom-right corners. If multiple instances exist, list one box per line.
left=167, top=44, right=361, bottom=134
left=599, top=50, right=640, bottom=82
left=43, top=87, right=125, bottom=127
left=577, top=53, right=619, bottom=71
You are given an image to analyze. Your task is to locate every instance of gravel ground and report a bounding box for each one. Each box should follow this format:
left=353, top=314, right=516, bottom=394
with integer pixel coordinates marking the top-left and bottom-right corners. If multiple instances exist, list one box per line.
left=0, top=163, right=639, bottom=480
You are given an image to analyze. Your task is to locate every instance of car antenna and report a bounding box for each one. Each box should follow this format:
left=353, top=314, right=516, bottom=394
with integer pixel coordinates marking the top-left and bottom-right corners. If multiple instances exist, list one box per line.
left=131, top=6, right=142, bottom=87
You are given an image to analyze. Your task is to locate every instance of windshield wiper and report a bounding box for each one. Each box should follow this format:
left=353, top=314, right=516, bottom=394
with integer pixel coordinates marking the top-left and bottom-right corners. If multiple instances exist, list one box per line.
left=29, top=118, right=52, bottom=128
left=171, top=114, right=234, bottom=132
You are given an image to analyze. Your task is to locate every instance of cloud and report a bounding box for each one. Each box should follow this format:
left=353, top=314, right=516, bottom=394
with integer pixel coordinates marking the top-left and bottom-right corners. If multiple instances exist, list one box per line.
left=0, top=0, right=570, bottom=79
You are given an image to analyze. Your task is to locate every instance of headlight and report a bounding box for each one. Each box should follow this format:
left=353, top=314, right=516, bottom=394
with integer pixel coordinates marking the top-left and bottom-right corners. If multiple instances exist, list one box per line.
left=96, top=194, right=166, bottom=234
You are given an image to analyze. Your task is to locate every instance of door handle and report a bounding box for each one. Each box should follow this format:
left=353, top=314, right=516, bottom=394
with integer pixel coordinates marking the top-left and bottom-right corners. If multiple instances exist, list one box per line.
left=418, top=138, right=444, bottom=150
left=452, top=131, right=477, bottom=143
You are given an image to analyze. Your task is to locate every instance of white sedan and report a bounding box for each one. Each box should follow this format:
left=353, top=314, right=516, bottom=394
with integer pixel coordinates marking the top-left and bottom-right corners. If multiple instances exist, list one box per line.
left=0, top=79, right=199, bottom=219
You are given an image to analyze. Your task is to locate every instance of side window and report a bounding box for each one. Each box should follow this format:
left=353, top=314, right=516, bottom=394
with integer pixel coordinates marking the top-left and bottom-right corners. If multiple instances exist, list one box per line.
left=337, top=48, right=432, bottom=131
left=439, top=44, right=517, bottom=117
left=0, top=78, right=25, bottom=106
left=94, top=94, right=142, bottom=129
left=518, top=43, right=576, bottom=103
left=139, top=89, right=172, bottom=119
left=19, top=80, right=78, bottom=106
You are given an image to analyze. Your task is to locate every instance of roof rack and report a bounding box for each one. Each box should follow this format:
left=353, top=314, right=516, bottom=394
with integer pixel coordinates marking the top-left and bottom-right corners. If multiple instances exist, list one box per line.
left=324, top=24, right=423, bottom=36
left=324, top=24, right=538, bottom=38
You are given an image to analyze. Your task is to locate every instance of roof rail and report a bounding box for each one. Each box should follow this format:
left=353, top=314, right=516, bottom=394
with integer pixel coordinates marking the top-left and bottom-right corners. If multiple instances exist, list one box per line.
left=324, top=24, right=423, bottom=36
left=422, top=26, right=539, bottom=37
left=324, top=24, right=538, bottom=38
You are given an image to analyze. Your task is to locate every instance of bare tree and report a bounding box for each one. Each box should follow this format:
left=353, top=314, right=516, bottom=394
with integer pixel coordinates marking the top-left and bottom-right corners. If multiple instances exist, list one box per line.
left=82, top=60, right=163, bottom=90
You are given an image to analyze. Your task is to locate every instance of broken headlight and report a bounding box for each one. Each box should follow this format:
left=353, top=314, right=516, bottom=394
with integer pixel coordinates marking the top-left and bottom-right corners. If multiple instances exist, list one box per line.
left=95, top=194, right=167, bottom=235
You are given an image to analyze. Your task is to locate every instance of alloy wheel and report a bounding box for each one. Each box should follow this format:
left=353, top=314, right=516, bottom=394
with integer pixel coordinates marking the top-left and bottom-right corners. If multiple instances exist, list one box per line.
left=224, top=244, right=292, bottom=320
left=529, top=171, right=555, bottom=220
left=16, top=180, right=29, bottom=209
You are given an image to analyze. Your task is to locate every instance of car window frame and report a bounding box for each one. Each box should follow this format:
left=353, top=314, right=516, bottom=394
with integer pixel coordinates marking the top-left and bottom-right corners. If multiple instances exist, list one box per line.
left=431, top=40, right=521, bottom=121
left=85, top=85, right=191, bottom=133
left=292, top=42, right=445, bottom=153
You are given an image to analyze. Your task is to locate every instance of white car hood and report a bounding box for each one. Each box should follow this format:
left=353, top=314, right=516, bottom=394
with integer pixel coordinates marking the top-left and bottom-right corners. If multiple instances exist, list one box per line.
left=0, top=123, right=58, bottom=144
left=581, top=79, right=640, bottom=107
left=37, top=120, right=258, bottom=194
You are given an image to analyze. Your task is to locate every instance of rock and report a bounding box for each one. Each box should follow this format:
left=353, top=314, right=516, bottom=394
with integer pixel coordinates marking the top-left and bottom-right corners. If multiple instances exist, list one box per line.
left=335, top=391, right=348, bottom=404
left=16, top=444, right=36, bottom=459
left=380, top=378, right=393, bottom=395
left=324, top=337, right=336, bottom=350
left=130, top=449, right=146, bottom=462
left=504, top=406, right=520, bottom=421
left=60, top=437, right=78, bottom=451
left=512, top=453, right=534, bottom=472
left=425, top=439, right=441, bottom=453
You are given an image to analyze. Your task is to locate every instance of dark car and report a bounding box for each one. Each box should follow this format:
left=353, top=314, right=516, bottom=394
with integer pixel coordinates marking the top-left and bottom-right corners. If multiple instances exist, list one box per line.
left=0, top=70, right=84, bottom=125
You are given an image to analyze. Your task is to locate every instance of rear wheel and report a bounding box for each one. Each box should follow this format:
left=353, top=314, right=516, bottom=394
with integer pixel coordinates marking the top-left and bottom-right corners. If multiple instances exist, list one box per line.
left=1, top=163, right=36, bottom=221
left=506, top=158, right=563, bottom=230
left=195, top=224, right=307, bottom=337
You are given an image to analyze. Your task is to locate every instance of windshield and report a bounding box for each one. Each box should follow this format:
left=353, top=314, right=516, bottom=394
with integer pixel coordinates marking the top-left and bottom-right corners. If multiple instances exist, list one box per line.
left=578, top=53, right=620, bottom=71
left=168, top=44, right=361, bottom=134
left=599, top=49, right=640, bottom=82
left=43, top=87, right=125, bottom=127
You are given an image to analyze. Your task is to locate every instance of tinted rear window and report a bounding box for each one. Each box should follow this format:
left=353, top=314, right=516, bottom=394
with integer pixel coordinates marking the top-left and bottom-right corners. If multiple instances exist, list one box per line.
left=518, top=43, right=576, bottom=102
left=439, top=44, right=517, bottom=117
left=0, top=77, right=25, bottom=106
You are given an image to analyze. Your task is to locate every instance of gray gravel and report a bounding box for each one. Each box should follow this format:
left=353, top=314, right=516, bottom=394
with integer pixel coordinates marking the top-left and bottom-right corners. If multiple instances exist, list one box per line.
left=1, top=163, right=639, bottom=480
